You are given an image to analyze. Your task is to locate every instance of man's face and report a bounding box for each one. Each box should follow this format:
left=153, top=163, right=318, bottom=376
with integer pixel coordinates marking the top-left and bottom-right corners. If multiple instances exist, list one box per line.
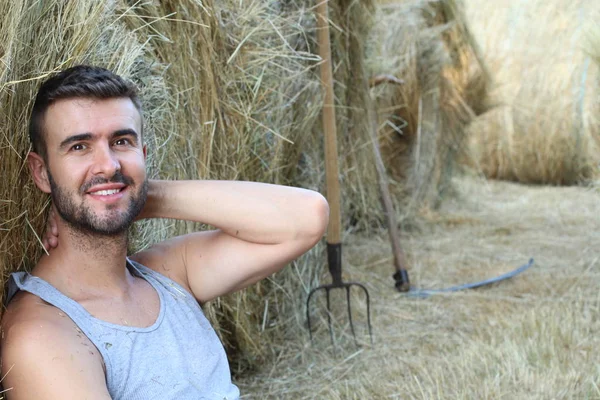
left=40, top=97, right=147, bottom=236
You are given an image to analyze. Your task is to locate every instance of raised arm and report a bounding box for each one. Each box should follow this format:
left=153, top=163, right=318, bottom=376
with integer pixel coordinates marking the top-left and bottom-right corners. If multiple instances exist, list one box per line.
left=131, top=180, right=329, bottom=303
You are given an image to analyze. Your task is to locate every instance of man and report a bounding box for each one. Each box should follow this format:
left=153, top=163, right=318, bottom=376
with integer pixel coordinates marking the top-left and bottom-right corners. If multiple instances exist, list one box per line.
left=0, top=66, right=329, bottom=399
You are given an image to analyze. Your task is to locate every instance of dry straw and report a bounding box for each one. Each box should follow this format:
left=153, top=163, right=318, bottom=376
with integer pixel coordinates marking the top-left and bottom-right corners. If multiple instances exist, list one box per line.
left=464, top=0, right=600, bottom=185
left=0, top=0, right=484, bottom=372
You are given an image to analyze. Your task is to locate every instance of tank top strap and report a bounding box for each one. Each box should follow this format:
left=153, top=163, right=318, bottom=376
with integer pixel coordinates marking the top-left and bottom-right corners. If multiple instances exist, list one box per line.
left=126, top=258, right=195, bottom=303
left=7, top=272, right=93, bottom=324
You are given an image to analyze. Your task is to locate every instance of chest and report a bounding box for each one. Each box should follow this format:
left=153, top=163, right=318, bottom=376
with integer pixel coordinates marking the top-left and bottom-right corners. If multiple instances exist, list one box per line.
left=98, top=295, right=238, bottom=400
left=79, top=277, right=160, bottom=328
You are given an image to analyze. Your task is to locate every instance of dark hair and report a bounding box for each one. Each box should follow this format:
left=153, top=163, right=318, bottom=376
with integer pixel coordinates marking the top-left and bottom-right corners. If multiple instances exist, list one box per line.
left=29, top=65, right=142, bottom=159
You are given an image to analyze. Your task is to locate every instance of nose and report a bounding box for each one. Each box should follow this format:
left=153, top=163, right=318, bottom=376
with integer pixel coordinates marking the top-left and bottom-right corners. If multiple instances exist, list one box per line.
left=91, top=144, right=121, bottom=176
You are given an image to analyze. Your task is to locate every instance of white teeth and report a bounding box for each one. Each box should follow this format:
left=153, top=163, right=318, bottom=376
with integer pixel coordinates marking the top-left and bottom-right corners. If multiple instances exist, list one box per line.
left=92, top=189, right=120, bottom=196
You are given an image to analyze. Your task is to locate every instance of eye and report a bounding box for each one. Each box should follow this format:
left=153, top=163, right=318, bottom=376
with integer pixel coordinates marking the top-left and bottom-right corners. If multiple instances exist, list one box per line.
left=114, top=138, right=132, bottom=146
left=70, top=143, right=86, bottom=151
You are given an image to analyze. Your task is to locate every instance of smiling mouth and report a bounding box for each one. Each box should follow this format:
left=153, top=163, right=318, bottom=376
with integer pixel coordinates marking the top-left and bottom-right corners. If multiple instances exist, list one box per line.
left=90, top=189, right=123, bottom=196
left=87, top=186, right=127, bottom=197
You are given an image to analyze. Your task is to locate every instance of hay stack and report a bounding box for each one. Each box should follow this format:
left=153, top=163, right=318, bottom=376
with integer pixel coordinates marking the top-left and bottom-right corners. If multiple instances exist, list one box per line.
left=367, top=0, right=490, bottom=213
left=464, top=0, right=600, bottom=185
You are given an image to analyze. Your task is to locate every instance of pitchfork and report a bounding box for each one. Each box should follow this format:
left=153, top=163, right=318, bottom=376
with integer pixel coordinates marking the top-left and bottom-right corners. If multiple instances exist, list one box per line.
left=306, top=0, right=373, bottom=347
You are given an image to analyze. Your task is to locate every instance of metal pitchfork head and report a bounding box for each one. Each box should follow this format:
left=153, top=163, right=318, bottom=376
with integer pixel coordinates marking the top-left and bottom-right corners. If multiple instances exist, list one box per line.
left=306, top=243, right=373, bottom=347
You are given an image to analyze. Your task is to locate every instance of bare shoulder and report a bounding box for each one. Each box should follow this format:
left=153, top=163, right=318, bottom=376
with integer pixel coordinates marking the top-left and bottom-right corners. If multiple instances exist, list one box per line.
left=1, top=292, right=111, bottom=400
left=129, top=233, right=204, bottom=293
left=1, top=291, right=76, bottom=348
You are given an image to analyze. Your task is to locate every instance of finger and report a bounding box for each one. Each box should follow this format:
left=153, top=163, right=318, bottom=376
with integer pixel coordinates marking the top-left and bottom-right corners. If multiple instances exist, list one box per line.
left=51, top=218, right=58, bottom=236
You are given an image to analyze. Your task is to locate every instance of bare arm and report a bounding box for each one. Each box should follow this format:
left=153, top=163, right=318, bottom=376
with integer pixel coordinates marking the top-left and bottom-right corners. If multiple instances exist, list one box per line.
left=132, top=180, right=329, bottom=303
left=1, top=304, right=111, bottom=400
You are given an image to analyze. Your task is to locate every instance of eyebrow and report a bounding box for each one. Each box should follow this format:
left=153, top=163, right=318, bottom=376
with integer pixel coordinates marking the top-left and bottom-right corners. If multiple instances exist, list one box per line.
left=112, top=129, right=140, bottom=145
left=59, top=133, right=93, bottom=150
left=59, top=129, right=140, bottom=150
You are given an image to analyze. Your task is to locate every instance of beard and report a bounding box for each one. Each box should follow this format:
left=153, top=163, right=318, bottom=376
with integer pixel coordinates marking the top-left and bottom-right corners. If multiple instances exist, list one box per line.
left=48, top=170, right=148, bottom=236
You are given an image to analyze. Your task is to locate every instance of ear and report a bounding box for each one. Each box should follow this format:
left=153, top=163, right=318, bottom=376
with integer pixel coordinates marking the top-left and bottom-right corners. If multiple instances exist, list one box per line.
left=27, top=152, right=51, bottom=193
left=143, top=144, right=147, bottom=160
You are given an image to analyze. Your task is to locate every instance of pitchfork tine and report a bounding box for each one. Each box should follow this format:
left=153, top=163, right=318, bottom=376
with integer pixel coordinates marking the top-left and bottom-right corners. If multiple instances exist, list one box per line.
left=359, top=283, right=374, bottom=345
left=306, top=289, right=316, bottom=341
left=326, top=288, right=335, bottom=347
left=346, top=286, right=357, bottom=346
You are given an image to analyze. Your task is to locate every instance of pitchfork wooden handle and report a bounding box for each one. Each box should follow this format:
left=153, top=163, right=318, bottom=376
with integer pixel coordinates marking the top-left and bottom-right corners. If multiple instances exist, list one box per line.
left=316, top=0, right=342, bottom=244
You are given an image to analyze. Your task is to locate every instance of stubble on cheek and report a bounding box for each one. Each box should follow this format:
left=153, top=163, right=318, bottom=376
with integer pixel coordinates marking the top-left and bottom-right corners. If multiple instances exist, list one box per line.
left=47, top=169, right=147, bottom=236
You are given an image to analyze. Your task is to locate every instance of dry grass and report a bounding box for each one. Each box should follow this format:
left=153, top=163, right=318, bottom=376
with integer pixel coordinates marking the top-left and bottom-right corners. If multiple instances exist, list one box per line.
left=464, top=0, right=600, bottom=185
left=237, top=176, right=600, bottom=399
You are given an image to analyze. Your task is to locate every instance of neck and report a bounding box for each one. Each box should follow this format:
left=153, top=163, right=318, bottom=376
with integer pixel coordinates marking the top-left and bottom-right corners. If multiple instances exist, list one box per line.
left=63, top=224, right=129, bottom=257
left=35, top=219, right=133, bottom=300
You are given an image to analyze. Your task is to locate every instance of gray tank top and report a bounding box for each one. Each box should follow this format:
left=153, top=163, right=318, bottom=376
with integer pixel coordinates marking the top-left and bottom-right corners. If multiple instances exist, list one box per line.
left=5, top=259, right=240, bottom=400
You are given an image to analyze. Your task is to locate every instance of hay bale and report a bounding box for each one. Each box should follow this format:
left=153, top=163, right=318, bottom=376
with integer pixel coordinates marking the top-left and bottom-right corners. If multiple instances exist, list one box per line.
left=464, top=0, right=600, bottom=185
left=366, top=0, right=490, bottom=214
